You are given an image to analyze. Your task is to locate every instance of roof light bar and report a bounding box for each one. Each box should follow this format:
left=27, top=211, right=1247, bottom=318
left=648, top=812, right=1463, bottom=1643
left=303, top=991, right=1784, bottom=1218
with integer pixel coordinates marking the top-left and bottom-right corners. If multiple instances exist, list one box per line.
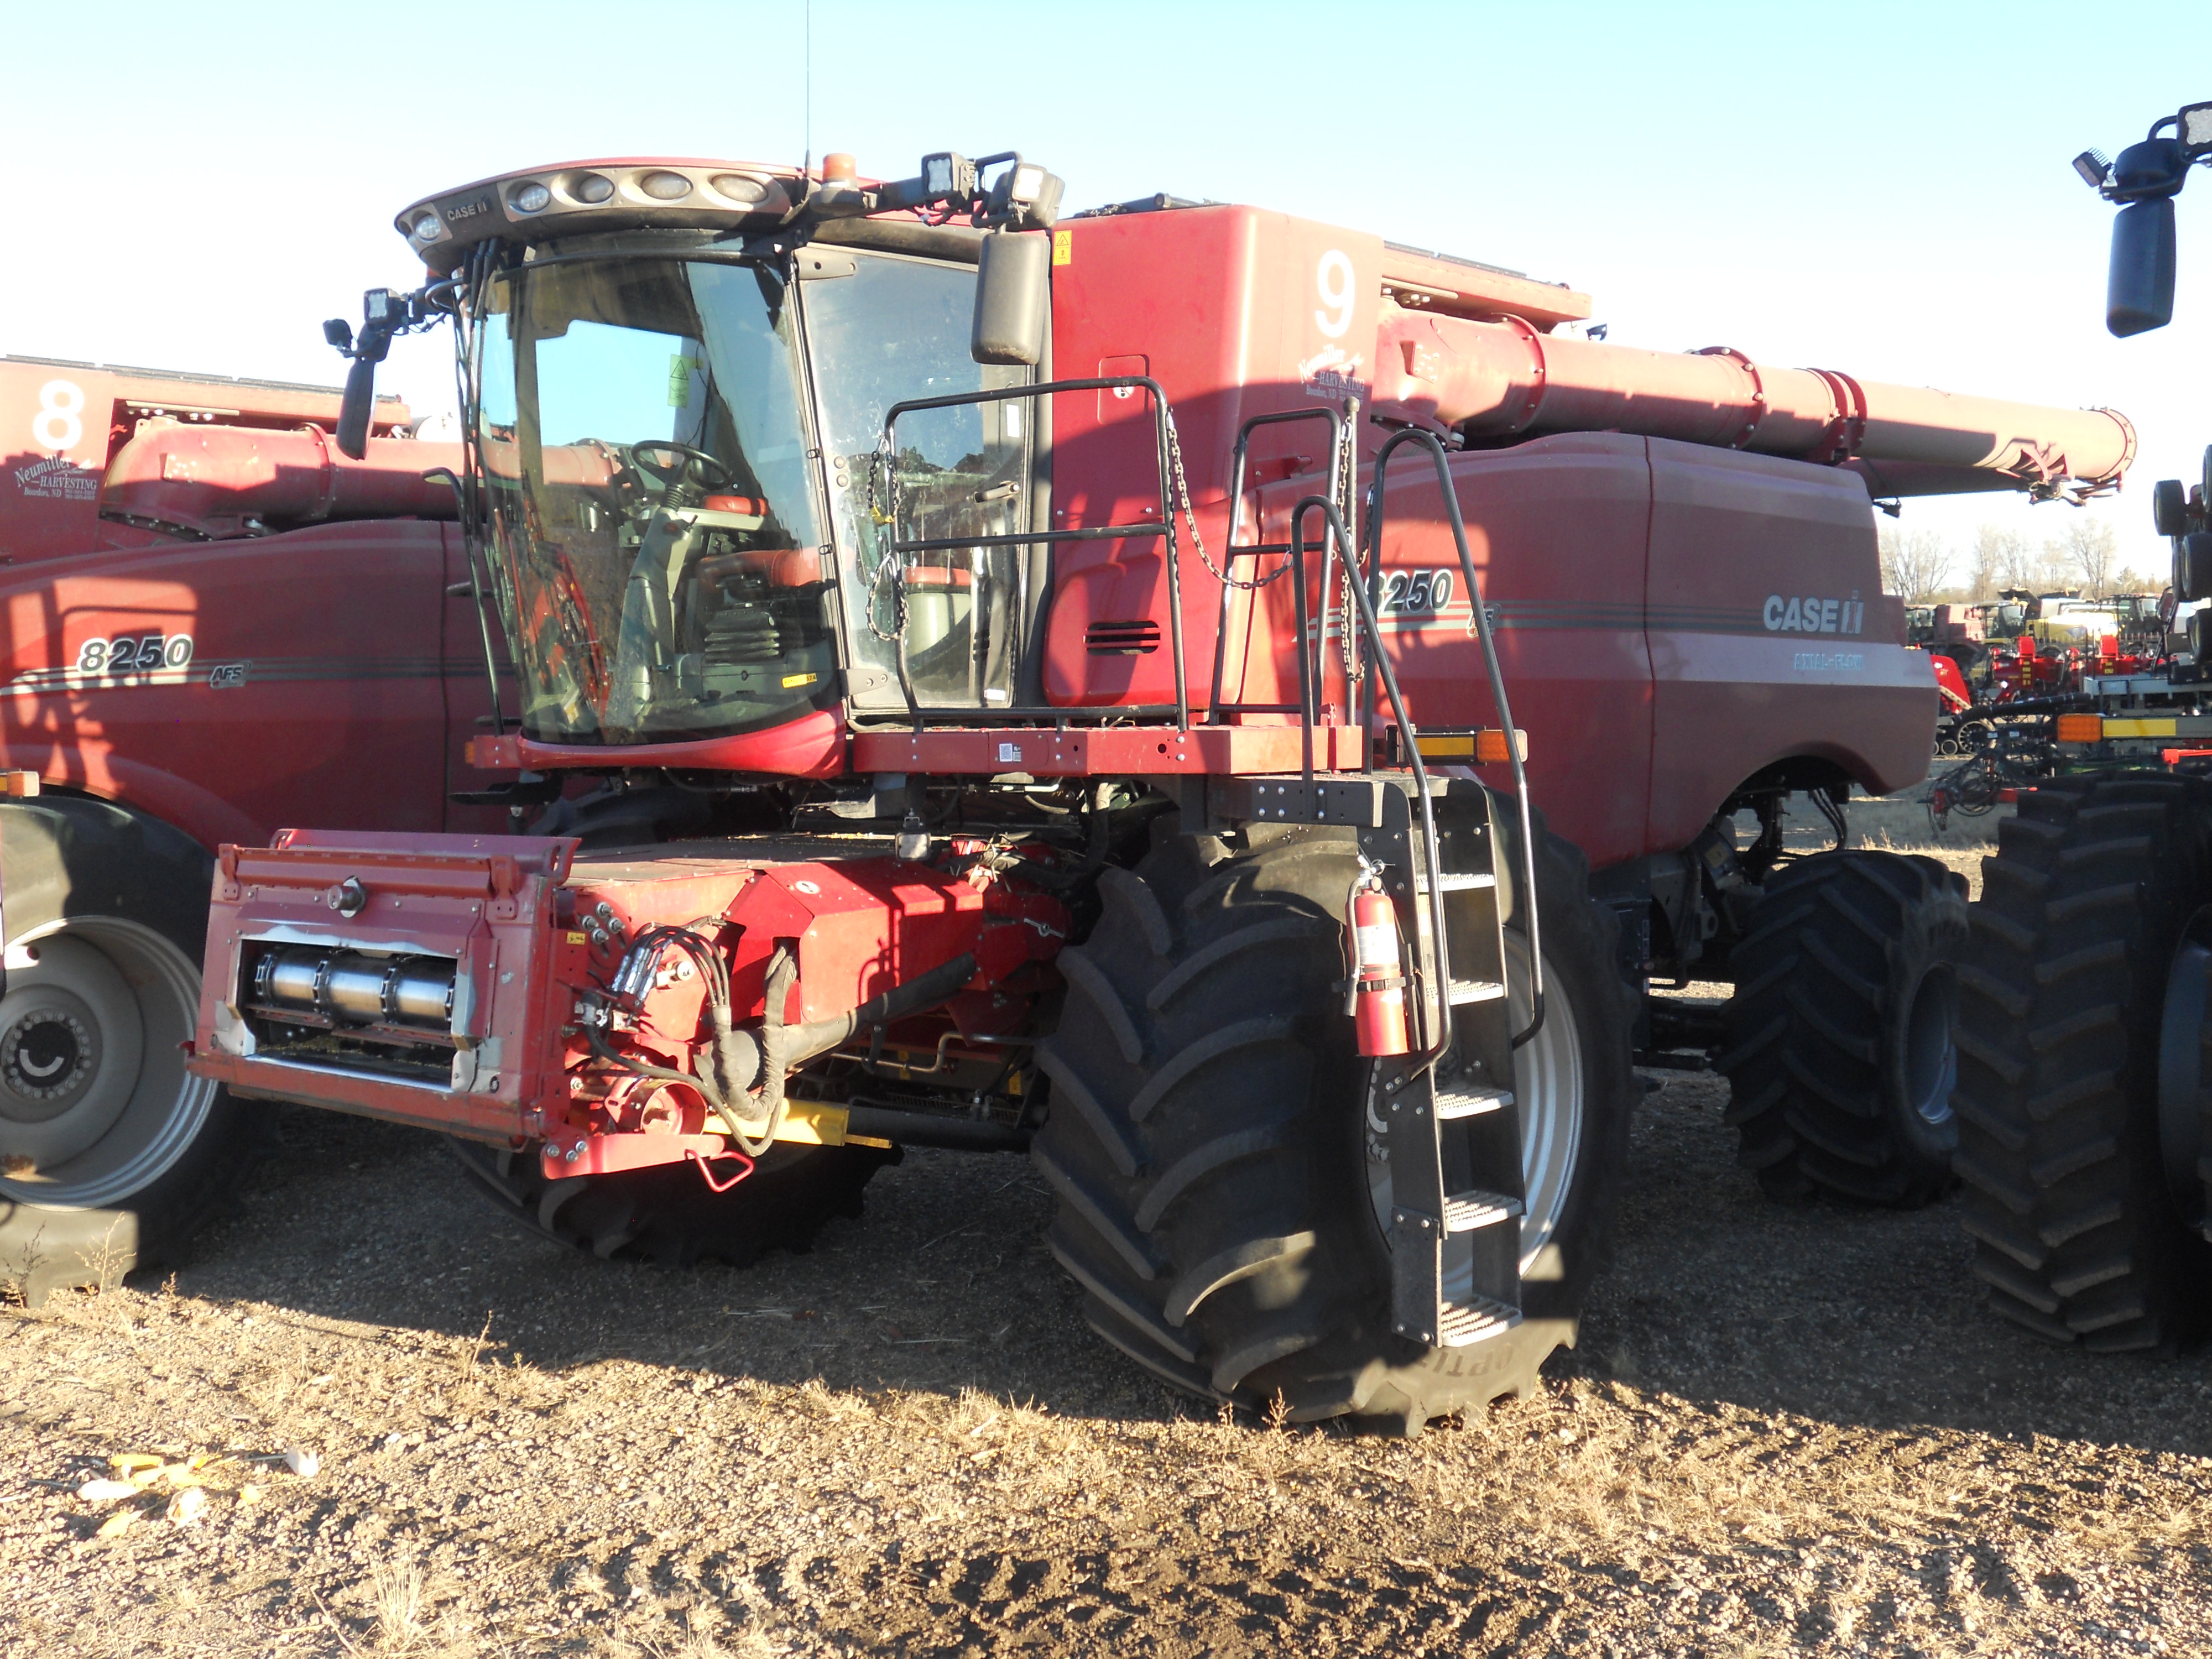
left=392, top=148, right=1066, bottom=274
left=393, top=160, right=801, bottom=273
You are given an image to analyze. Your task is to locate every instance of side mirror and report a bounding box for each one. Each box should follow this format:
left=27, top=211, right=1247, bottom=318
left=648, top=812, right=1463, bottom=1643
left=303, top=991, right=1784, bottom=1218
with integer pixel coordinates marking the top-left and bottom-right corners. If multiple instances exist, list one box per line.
left=337, top=357, right=379, bottom=460
left=2106, top=135, right=2188, bottom=337
left=2109, top=197, right=2178, bottom=336
left=328, top=287, right=418, bottom=458
left=971, top=230, right=1050, bottom=366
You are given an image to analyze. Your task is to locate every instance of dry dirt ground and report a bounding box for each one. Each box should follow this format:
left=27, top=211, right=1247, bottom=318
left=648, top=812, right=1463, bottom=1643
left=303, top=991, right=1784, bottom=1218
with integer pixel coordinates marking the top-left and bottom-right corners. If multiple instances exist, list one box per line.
left=9, top=837, right=2212, bottom=1659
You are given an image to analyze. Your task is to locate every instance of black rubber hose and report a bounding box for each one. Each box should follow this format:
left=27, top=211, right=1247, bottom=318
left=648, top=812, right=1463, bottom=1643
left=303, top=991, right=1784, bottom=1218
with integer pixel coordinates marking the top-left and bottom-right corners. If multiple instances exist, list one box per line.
left=784, top=952, right=979, bottom=1068
left=731, top=946, right=801, bottom=1158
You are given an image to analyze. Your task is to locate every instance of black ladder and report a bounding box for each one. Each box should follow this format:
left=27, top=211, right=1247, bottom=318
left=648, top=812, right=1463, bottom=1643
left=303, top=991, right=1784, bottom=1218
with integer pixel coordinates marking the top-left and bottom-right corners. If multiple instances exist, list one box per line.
left=1209, top=768, right=1529, bottom=1349
left=1380, top=779, right=1525, bottom=1348
left=1222, top=422, right=1547, bottom=1354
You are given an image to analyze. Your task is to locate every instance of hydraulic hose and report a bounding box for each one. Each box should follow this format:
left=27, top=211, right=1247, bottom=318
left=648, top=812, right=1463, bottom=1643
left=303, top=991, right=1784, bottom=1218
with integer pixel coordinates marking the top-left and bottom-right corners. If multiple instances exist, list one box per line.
left=784, top=952, right=979, bottom=1067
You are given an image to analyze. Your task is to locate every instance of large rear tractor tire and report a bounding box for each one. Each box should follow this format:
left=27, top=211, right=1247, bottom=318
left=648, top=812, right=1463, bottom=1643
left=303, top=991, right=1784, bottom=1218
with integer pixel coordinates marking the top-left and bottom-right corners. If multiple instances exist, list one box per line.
left=1030, top=812, right=1634, bottom=1432
left=1956, top=776, right=2212, bottom=1350
left=444, top=1136, right=898, bottom=1267
left=0, top=796, right=268, bottom=1303
left=1720, top=851, right=1968, bottom=1207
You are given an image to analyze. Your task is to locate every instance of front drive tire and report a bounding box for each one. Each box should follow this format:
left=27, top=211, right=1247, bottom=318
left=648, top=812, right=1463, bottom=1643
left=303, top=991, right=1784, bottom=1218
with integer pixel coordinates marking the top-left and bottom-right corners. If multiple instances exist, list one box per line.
left=1955, top=776, right=2212, bottom=1349
left=1720, top=851, right=1968, bottom=1207
left=1031, top=812, right=1634, bottom=1432
left=0, top=796, right=267, bottom=1303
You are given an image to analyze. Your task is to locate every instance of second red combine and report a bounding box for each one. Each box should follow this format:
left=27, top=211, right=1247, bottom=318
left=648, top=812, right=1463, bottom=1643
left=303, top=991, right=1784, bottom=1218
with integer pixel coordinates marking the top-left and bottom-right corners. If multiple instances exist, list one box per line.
left=187, top=149, right=2130, bottom=1428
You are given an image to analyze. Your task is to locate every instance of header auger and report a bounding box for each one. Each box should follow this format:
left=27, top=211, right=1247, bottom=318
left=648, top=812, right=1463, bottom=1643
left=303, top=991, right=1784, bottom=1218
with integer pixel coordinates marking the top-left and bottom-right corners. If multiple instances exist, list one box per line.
left=153, top=145, right=2134, bottom=1428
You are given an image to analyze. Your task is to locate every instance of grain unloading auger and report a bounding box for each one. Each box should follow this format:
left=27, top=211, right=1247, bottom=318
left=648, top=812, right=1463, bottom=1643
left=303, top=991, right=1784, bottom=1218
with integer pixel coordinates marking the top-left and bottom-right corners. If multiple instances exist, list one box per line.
left=185, top=149, right=2130, bottom=1428
left=1370, top=310, right=2133, bottom=502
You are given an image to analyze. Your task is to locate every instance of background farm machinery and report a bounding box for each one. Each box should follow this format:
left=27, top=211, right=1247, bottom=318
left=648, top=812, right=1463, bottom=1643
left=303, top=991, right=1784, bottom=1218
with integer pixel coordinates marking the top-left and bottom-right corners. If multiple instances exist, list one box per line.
left=1950, top=96, right=2212, bottom=1353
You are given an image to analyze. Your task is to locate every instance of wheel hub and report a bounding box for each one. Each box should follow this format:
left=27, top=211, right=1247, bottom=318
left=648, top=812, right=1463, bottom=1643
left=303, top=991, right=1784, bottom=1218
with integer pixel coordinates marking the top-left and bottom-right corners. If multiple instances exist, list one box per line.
left=0, top=1000, right=99, bottom=1120
left=0, top=924, right=194, bottom=1199
left=1368, top=934, right=1584, bottom=1288
left=2157, top=922, right=2212, bottom=1225
left=1902, top=967, right=1959, bottom=1129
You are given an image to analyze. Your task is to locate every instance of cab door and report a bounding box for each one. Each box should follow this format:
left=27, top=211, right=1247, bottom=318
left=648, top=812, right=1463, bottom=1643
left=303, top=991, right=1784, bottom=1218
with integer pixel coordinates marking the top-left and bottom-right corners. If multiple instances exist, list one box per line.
left=800, top=250, right=1032, bottom=712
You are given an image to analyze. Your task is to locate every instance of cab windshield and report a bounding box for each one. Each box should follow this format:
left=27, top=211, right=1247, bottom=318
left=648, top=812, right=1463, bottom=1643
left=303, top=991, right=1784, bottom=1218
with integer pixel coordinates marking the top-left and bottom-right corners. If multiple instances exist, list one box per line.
left=473, top=255, right=830, bottom=743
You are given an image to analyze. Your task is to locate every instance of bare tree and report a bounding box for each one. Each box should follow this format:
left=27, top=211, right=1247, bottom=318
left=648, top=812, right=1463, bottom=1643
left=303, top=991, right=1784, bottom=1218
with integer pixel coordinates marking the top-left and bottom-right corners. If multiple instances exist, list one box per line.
left=1879, top=525, right=1951, bottom=603
left=1968, top=524, right=2018, bottom=599
left=1995, top=526, right=2039, bottom=592
left=1973, top=529, right=2026, bottom=602
left=2063, top=517, right=2119, bottom=597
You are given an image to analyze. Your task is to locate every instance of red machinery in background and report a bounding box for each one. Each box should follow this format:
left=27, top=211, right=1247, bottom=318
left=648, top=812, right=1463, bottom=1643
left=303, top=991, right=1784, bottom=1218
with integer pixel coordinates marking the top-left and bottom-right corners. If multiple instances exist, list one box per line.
left=0, top=357, right=507, bottom=1293
left=2, top=148, right=2138, bottom=1427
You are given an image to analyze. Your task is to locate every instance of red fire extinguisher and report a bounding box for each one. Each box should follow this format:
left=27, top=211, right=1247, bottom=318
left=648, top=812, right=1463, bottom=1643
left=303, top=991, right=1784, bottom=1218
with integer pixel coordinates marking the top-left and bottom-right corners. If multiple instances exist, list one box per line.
left=1347, top=867, right=1410, bottom=1057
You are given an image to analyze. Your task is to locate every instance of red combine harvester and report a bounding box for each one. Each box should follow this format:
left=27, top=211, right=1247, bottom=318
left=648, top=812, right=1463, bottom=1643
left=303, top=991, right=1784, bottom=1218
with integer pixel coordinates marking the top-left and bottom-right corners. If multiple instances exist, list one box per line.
left=0, top=358, right=508, bottom=1292
left=144, top=148, right=2132, bottom=1428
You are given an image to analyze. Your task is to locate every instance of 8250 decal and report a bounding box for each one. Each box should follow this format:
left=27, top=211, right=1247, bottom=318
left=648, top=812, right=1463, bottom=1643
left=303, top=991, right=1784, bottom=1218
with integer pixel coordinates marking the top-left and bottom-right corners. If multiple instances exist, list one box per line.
left=1380, top=568, right=1456, bottom=615
left=75, top=633, right=194, bottom=675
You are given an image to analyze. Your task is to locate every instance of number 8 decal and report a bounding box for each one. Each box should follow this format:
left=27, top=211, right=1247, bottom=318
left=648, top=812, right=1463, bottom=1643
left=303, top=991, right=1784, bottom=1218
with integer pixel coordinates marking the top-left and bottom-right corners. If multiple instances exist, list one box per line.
left=33, top=380, right=85, bottom=453
left=1314, top=250, right=1355, bottom=338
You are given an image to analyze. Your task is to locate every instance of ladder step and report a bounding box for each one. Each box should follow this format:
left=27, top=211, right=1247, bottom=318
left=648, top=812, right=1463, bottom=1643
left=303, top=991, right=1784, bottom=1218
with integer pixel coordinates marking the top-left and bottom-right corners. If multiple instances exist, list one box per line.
left=1435, top=1084, right=1514, bottom=1120
left=1443, top=1191, right=1522, bottom=1233
left=1417, top=871, right=1495, bottom=894
left=1437, top=1296, right=1522, bottom=1348
left=1448, top=979, right=1507, bottom=1005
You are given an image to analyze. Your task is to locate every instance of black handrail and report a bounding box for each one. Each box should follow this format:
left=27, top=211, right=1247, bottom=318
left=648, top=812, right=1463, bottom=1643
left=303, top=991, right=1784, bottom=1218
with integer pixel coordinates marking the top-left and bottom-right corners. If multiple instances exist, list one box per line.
left=1290, top=495, right=1454, bottom=1068
left=880, top=377, right=1188, bottom=732
left=1207, top=406, right=1347, bottom=730
left=1365, top=429, right=1545, bottom=1050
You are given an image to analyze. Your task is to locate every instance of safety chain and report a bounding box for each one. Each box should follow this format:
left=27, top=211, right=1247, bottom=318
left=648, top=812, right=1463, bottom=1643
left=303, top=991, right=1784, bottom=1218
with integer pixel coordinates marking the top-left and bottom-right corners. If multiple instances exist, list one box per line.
left=1164, top=411, right=1290, bottom=593
left=863, top=444, right=907, bottom=643
left=1165, top=403, right=1368, bottom=689
left=1335, top=407, right=1365, bottom=688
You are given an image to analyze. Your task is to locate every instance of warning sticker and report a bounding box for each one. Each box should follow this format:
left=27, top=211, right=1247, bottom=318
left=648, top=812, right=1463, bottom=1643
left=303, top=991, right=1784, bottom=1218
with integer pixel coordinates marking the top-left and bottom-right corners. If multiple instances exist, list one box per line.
left=667, top=354, right=701, bottom=408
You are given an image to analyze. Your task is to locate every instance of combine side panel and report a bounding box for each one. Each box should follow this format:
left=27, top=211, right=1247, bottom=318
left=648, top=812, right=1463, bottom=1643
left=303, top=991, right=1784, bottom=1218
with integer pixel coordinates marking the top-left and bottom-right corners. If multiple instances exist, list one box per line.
left=1043, top=206, right=1384, bottom=711
left=1230, top=432, right=1658, bottom=870
left=0, top=520, right=463, bottom=849
left=1643, top=440, right=1934, bottom=852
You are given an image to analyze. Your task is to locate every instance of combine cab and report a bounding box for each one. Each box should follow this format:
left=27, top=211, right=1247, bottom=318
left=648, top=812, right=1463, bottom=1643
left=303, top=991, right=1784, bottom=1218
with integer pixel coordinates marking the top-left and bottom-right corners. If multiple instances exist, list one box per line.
left=161, top=149, right=2136, bottom=1426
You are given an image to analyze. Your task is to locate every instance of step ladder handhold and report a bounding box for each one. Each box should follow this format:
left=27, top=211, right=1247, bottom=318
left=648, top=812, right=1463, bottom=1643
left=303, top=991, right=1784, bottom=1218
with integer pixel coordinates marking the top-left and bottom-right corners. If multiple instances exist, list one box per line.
left=1434, top=1084, right=1513, bottom=1120
left=1437, top=1296, right=1521, bottom=1347
left=1443, top=1191, right=1523, bottom=1233
left=1448, top=979, right=1507, bottom=1005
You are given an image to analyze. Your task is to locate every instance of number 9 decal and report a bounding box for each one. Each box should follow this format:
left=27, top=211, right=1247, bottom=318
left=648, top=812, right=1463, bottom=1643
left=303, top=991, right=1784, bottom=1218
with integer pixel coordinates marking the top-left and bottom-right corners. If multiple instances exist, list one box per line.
left=1314, top=249, right=1355, bottom=338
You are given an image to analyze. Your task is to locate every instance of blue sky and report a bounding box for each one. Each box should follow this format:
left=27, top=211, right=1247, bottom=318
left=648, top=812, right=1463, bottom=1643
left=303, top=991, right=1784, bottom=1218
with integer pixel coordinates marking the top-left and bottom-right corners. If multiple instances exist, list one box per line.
left=7, top=1, right=2209, bottom=583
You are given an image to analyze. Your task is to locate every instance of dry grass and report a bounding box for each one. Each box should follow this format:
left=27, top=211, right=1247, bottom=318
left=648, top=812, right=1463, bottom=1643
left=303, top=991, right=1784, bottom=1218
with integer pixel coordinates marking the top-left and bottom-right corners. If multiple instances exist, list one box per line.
left=368, top=1559, right=426, bottom=1653
left=6, top=1061, right=2207, bottom=1656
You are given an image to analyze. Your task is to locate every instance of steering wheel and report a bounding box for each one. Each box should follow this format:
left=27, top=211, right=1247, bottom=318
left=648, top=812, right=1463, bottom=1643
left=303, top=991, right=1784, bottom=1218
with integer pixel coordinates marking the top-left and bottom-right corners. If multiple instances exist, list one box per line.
left=627, top=441, right=734, bottom=493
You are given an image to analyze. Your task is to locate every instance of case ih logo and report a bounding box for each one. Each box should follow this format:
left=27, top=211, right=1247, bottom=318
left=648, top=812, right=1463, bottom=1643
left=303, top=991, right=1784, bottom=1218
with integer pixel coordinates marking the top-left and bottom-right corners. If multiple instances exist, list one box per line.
left=1765, top=593, right=1865, bottom=635
left=12, top=456, right=97, bottom=502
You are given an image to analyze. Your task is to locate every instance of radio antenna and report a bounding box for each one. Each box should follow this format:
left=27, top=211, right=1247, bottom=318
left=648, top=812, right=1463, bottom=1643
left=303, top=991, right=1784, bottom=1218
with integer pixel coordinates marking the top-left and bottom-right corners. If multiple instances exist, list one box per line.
left=802, top=0, right=813, bottom=183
